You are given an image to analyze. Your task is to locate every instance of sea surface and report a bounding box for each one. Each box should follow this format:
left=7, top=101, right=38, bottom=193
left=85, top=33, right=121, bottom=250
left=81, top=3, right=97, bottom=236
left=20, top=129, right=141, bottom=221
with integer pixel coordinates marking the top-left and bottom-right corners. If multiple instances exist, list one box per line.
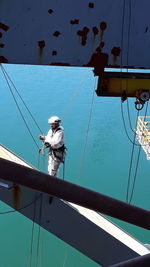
left=0, top=64, right=149, bottom=267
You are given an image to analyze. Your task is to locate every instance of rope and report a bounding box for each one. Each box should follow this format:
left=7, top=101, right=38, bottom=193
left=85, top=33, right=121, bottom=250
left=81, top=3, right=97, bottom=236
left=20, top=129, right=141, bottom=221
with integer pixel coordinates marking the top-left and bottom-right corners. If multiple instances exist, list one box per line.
left=29, top=192, right=38, bottom=267
left=0, top=193, right=42, bottom=215
left=78, top=77, right=97, bottom=182
left=0, top=65, right=40, bottom=150
left=35, top=194, right=43, bottom=267
left=62, top=245, right=68, bottom=267
left=0, top=64, right=43, bottom=134
left=61, top=69, right=89, bottom=119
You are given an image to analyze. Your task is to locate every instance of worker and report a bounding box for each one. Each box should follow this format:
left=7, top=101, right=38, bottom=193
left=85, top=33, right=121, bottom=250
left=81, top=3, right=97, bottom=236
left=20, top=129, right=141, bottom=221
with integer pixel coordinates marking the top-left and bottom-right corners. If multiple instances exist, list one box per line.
left=39, top=116, right=66, bottom=177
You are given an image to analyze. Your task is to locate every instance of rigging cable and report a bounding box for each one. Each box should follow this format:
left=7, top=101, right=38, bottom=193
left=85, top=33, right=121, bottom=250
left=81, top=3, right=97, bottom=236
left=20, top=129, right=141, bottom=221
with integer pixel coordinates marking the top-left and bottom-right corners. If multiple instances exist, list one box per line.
left=35, top=194, right=43, bottom=267
left=29, top=151, right=44, bottom=267
left=0, top=64, right=43, bottom=134
left=126, top=98, right=135, bottom=133
left=29, top=192, right=38, bottom=267
left=0, top=64, right=40, bottom=150
left=119, top=0, right=146, bottom=204
left=119, top=0, right=141, bottom=147
left=120, top=100, right=148, bottom=147
left=0, top=193, right=42, bottom=215
left=126, top=110, right=139, bottom=203
left=78, top=76, right=97, bottom=183
left=120, top=0, right=147, bottom=146
left=62, top=245, right=68, bottom=267
left=128, top=101, right=149, bottom=204
left=61, top=69, right=89, bottom=119
left=60, top=68, right=90, bottom=181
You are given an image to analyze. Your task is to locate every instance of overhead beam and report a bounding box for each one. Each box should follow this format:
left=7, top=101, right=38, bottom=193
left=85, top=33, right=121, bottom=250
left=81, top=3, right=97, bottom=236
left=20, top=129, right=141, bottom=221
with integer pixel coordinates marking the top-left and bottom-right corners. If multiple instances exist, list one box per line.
left=110, top=253, right=150, bottom=267
left=0, top=157, right=150, bottom=230
left=96, top=71, right=150, bottom=98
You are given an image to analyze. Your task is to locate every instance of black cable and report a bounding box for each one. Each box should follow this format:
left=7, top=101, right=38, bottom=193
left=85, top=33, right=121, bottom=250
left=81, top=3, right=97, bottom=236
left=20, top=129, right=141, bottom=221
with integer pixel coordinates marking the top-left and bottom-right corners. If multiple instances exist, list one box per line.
left=128, top=101, right=149, bottom=204
left=126, top=98, right=135, bottom=133
left=125, top=108, right=140, bottom=203
left=126, top=128, right=137, bottom=203
left=0, top=65, right=40, bottom=150
left=36, top=194, right=43, bottom=267
left=1, top=64, right=43, bottom=134
left=129, top=147, right=141, bottom=204
left=63, top=160, right=65, bottom=180
left=78, top=77, right=96, bottom=182
left=29, top=192, right=38, bottom=267
left=121, top=101, right=143, bottom=146
left=0, top=193, right=42, bottom=215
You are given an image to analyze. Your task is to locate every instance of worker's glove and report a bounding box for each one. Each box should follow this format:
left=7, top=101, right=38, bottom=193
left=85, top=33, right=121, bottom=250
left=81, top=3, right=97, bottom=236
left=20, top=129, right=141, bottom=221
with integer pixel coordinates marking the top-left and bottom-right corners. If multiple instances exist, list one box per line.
left=39, top=135, right=45, bottom=141
left=44, top=142, right=50, bottom=148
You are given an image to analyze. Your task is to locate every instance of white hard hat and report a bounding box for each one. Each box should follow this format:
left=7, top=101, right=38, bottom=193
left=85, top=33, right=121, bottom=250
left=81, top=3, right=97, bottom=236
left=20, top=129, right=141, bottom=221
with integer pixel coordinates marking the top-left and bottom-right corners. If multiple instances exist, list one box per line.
left=48, top=116, right=61, bottom=124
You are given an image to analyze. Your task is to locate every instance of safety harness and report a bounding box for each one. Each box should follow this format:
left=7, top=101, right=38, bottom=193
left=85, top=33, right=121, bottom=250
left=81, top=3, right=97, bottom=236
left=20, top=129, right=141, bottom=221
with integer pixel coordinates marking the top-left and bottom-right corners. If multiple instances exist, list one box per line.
left=46, top=127, right=67, bottom=163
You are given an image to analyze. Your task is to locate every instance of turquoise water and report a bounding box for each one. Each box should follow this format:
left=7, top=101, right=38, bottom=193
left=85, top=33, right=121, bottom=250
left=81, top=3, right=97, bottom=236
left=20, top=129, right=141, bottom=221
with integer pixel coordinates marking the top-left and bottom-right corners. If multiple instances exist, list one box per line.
left=0, top=64, right=150, bottom=266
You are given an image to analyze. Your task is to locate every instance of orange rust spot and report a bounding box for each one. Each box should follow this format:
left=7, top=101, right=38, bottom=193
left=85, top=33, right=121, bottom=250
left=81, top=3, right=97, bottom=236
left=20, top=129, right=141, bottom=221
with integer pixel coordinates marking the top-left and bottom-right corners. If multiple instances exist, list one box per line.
left=77, top=26, right=90, bottom=46
left=70, top=19, right=79, bottom=25
left=85, top=46, right=108, bottom=75
left=0, top=43, right=5, bottom=48
left=53, top=31, right=61, bottom=37
left=111, top=46, right=121, bottom=56
left=100, top=22, right=107, bottom=31
left=48, top=9, right=53, bottom=14
left=0, top=56, right=8, bottom=63
left=50, top=62, right=71, bottom=66
left=88, top=2, right=94, bottom=8
left=38, top=40, right=45, bottom=48
left=92, top=26, right=98, bottom=35
left=52, top=50, right=57, bottom=56
left=0, top=23, right=9, bottom=31
left=0, top=32, right=2, bottom=38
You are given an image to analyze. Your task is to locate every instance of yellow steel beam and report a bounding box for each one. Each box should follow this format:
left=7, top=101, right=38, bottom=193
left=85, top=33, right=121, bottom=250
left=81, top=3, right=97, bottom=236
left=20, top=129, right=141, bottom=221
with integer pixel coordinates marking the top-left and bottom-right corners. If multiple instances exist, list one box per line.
left=96, top=72, right=150, bottom=98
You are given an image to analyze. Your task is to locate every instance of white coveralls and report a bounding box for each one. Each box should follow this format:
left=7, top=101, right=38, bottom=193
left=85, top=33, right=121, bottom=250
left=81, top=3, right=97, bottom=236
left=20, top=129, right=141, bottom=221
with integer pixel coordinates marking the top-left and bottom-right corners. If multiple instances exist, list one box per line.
left=44, top=126, right=64, bottom=177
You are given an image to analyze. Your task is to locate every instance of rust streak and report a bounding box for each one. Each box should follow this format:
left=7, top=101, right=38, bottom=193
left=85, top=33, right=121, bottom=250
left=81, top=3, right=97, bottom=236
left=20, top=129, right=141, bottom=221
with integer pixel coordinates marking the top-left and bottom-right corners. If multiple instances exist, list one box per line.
left=145, top=26, right=148, bottom=33
left=100, top=41, right=105, bottom=48
left=0, top=23, right=9, bottom=31
left=53, top=31, right=61, bottom=37
left=70, top=19, right=79, bottom=25
left=77, top=27, right=90, bottom=46
left=0, top=43, right=5, bottom=48
left=100, top=22, right=107, bottom=31
left=48, top=9, right=53, bottom=14
left=92, top=26, right=99, bottom=36
left=38, top=41, right=45, bottom=65
left=84, top=46, right=108, bottom=75
left=99, top=21, right=107, bottom=42
left=88, top=2, right=94, bottom=8
left=38, top=40, right=45, bottom=48
left=111, top=47, right=121, bottom=65
left=52, top=50, right=57, bottom=56
left=0, top=56, right=8, bottom=63
left=50, top=62, right=71, bottom=66
left=111, top=46, right=121, bottom=56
